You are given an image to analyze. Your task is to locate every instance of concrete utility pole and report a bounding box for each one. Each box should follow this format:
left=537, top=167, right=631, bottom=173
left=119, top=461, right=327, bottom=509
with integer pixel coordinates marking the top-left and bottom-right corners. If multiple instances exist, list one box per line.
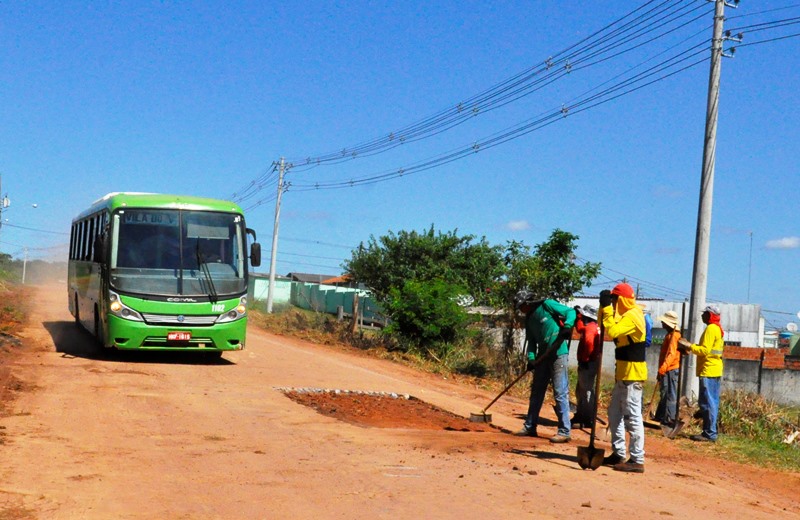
left=684, top=0, right=736, bottom=399
left=266, top=157, right=286, bottom=313
left=21, top=247, right=28, bottom=284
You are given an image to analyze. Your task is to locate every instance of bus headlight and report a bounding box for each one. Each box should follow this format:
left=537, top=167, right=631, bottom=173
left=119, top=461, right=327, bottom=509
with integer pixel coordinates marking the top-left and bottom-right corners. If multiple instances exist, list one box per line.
left=215, top=297, right=247, bottom=323
left=108, top=291, right=144, bottom=321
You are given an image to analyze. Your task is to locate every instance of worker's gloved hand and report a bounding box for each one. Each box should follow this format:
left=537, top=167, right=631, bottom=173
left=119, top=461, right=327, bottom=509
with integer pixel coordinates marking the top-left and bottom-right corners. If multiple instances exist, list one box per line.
left=599, top=289, right=612, bottom=308
left=574, top=305, right=582, bottom=313
left=677, top=338, right=692, bottom=353
left=526, top=353, right=536, bottom=371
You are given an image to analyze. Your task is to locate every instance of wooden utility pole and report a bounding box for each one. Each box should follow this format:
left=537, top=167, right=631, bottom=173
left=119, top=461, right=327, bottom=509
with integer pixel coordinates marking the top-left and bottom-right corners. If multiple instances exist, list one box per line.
left=684, top=0, right=735, bottom=398
left=266, top=158, right=285, bottom=313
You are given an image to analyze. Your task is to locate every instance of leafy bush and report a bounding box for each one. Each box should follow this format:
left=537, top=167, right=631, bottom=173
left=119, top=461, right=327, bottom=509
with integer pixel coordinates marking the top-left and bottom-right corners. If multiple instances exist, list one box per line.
left=383, top=279, right=475, bottom=359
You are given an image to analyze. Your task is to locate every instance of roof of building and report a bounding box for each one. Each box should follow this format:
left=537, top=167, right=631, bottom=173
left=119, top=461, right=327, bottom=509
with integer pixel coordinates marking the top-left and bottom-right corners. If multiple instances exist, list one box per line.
left=320, top=274, right=352, bottom=285
left=287, top=272, right=340, bottom=284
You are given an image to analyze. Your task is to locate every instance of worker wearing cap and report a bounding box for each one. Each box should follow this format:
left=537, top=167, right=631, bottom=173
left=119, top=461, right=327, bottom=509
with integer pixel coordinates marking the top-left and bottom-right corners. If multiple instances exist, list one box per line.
left=598, top=282, right=647, bottom=473
left=514, top=291, right=576, bottom=443
left=571, top=304, right=600, bottom=429
left=678, top=305, right=724, bottom=442
left=654, top=310, right=682, bottom=427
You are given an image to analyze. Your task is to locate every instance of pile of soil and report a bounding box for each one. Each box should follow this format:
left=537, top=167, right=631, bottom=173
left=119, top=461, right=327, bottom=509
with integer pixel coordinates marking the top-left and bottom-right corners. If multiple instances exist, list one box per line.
left=284, top=389, right=501, bottom=432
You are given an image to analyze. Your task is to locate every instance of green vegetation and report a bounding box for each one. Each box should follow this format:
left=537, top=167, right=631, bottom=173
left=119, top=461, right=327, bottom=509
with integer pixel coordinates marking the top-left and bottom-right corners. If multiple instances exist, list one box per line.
left=344, top=226, right=600, bottom=371
left=700, top=390, right=800, bottom=471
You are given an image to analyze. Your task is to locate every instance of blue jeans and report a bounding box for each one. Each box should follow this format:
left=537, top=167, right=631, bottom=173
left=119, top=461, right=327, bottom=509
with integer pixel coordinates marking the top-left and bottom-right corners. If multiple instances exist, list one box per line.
left=655, top=369, right=678, bottom=426
left=608, top=380, right=645, bottom=464
left=698, top=376, right=720, bottom=440
left=524, top=353, right=571, bottom=437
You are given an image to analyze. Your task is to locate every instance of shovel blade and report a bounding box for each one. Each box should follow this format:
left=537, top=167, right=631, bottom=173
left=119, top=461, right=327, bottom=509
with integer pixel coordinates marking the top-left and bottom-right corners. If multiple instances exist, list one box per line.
left=469, top=412, right=492, bottom=423
left=577, top=445, right=605, bottom=470
left=662, top=419, right=685, bottom=439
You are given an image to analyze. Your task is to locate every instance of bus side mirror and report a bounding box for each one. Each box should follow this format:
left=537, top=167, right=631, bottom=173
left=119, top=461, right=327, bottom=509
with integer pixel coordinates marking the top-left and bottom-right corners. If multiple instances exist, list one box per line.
left=250, top=242, right=262, bottom=267
left=246, top=228, right=261, bottom=267
left=93, top=235, right=105, bottom=263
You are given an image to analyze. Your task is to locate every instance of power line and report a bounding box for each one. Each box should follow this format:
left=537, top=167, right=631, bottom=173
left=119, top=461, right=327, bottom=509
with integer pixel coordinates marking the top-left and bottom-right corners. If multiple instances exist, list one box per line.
left=287, top=42, right=711, bottom=191
left=728, top=4, right=800, bottom=20
left=1, top=222, right=69, bottom=235
left=274, top=1, right=707, bottom=171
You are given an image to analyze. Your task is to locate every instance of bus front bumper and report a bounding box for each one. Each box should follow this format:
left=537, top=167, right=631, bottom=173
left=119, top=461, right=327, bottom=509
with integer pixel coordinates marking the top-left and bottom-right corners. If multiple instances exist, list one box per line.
left=106, top=315, right=247, bottom=351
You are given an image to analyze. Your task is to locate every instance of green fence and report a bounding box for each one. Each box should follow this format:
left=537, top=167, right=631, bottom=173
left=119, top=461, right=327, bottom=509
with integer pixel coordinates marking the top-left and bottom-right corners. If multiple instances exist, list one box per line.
left=290, top=282, right=385, bottom=326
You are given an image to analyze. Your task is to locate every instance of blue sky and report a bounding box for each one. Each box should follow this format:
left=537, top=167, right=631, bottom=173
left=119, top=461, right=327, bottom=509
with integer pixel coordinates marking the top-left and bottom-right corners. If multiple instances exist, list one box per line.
left=1, top=1, right=798, bottom=329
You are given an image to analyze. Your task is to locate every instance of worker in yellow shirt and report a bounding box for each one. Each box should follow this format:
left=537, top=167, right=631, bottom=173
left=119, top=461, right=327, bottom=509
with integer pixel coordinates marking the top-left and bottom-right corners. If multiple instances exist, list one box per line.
left=678, top=304, right=724, bottom=442
left=599, top=283, right=647, bottom=473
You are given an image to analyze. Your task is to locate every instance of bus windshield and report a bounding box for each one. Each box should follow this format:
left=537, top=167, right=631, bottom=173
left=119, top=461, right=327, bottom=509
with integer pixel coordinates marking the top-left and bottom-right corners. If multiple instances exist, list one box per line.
left=109, top=208, right=246, bottom=298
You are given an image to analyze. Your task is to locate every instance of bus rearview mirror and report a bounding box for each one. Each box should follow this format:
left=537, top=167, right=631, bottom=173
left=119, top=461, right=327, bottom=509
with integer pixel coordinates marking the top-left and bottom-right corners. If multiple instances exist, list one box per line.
left=250, top=242, right=262, bottom=267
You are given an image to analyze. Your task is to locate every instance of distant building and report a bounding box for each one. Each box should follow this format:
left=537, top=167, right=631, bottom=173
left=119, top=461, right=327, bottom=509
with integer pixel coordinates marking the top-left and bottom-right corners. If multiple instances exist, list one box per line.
left=286, top=272, right=339, bottom=284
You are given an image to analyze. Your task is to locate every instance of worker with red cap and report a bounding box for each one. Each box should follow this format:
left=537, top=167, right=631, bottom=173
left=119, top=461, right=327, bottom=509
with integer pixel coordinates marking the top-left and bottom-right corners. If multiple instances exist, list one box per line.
left=598, top=282, right=647, bottom=473
left=678, top=304, right=724, bottom=442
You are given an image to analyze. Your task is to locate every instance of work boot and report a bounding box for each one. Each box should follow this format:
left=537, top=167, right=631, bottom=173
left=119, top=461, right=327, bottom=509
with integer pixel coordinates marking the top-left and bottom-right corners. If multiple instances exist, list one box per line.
left=689, top=433, right=716, bottom=442
left=549, top=434, right=570, bottom=444
left=514, top=427, right=538, bottom=437
left=602, top=453, right=625, bottom=466
left=613, top=461, right=645, bottom=473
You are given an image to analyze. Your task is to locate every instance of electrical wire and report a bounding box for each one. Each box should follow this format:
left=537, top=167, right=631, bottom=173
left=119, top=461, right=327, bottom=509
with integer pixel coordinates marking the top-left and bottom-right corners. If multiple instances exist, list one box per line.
left=284, top=0, right=708, bottom=170
left=728, top=4, right=800, bottom=20
left=287, top=42, right=710, bottom=191
left=1, top=223, right=69, bottom=235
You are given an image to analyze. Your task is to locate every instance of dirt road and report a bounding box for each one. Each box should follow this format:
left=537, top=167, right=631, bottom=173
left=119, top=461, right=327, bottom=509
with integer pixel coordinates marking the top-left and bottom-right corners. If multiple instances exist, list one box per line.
left=2, top=284, right=799, bottom=519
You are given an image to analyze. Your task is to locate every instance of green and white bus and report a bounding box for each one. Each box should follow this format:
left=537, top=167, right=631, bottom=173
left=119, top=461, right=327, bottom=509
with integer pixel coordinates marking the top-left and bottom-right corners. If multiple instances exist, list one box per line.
left=68, top=192, right=261, bottom=356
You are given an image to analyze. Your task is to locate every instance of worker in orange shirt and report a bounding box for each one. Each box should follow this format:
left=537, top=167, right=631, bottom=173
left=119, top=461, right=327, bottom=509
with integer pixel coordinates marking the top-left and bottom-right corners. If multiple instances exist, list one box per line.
left=654, top=310, right=681, bottom=427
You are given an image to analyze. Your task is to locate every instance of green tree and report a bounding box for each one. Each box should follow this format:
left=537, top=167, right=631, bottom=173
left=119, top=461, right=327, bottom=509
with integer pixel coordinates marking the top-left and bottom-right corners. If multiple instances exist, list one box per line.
left=486, top=230, right=601, bottom=372
left=383, top=278, right=474, bottom=358
left=344, top=226, right=599, bottom=365
left=486, top=229, right=601, bottom=310
left=344, top=225, right=503, bottom=305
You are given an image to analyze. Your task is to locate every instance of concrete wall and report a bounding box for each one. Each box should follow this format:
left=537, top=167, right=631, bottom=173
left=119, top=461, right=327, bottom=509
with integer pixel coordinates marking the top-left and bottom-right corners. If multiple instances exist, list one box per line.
left=247, top=275, right=292, bottom=305
left=720, top=359, right=760, bottom=395
left=760, top=368, right=800, bottom=405
left=291, top=282, right=384, bottom=325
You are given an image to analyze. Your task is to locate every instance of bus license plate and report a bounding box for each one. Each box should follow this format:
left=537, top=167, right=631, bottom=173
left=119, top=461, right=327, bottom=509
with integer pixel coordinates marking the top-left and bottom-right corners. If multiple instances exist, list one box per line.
left=167, top=332, right=192, bottom=341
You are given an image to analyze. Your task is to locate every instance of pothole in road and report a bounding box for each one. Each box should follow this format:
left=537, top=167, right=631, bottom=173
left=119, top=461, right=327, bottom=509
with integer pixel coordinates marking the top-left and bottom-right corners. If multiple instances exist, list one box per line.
left=281, top=388, right=502, bottom=432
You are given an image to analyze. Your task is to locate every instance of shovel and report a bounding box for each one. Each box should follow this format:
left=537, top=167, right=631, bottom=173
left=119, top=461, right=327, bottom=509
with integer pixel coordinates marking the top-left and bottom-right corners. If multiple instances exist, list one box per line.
left=471, top=336, right=568, bottom=423
left=577, top=320, right=605, bottom=470
left=643, top=379, right=662, bottom=429
left=663, top=352, right=686, bottom=438
left=663, top=302, right=688, bottom=439
left=470, top=367, right=530, bottom=423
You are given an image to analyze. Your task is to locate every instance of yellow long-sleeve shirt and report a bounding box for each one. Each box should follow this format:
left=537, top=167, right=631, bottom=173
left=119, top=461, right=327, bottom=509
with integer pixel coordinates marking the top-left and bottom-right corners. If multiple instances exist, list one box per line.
left=689, top=323, right=724, bottom=377
left=601, top=304, right=647, bottom=382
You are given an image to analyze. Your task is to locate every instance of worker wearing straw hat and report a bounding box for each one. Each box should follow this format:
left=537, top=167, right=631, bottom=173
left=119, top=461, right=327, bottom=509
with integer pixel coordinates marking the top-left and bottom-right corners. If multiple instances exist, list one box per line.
left=655, top=310, right=681, bottom=427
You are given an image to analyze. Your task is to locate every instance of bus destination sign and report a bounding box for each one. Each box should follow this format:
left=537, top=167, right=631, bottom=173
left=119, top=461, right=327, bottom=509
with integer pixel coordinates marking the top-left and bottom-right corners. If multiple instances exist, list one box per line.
left=123, top=212, right=178, bottom=226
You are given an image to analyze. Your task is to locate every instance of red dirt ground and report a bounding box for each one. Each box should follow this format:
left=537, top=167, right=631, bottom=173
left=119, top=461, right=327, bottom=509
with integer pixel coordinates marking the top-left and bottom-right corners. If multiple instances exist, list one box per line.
left=284, top=390, right=501, bottom=432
